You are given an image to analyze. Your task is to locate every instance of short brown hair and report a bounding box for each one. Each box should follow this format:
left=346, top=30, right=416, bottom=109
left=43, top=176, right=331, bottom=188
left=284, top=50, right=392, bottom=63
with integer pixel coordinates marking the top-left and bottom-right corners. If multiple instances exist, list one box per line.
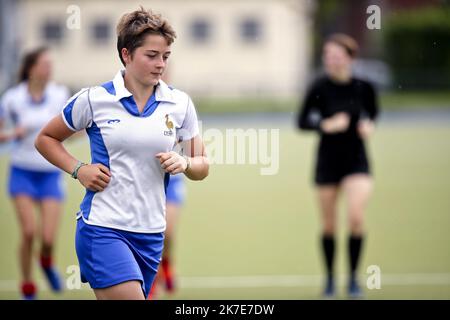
left=326, top=33, right=359, bottom=58
left=18, top=46, right=48, bottom=82
left=116, top=7, right=176, bottom=66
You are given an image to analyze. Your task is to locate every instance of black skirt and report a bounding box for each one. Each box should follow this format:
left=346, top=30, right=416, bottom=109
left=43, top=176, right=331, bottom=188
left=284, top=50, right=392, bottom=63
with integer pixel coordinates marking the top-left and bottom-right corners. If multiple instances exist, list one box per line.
left=314, top=134, right=371, bottom=185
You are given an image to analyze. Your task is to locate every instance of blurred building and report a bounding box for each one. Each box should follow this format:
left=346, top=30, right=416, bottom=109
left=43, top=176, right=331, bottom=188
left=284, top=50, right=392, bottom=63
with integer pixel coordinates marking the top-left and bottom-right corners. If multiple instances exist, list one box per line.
left=0, top=0, right=314, bottom=99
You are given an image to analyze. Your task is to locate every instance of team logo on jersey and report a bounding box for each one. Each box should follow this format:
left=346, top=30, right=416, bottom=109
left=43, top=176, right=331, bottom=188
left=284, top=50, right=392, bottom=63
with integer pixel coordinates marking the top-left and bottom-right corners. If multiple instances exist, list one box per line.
left=107, top=119, right=121, bottom=124
left=164, top=114, right=174, bottom=136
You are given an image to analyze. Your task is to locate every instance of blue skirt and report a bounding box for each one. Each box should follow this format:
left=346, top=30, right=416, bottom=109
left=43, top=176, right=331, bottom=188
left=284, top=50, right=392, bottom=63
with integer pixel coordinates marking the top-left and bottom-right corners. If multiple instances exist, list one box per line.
left=75, top=218, right=164, bottom=298
left=8, top=165, right=64, bottom=201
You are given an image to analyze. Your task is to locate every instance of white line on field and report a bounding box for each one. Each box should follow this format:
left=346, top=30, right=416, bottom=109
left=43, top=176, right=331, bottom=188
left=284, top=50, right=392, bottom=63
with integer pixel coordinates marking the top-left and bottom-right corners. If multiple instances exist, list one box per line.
left=179, top=273, right=450, bottom=288
left=0, top=273, right=449, bottom=292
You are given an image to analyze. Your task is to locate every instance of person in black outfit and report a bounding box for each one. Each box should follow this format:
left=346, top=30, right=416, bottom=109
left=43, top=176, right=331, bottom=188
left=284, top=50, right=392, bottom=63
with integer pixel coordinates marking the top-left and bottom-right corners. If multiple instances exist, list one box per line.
left=297, top=34, right=379, bottom=298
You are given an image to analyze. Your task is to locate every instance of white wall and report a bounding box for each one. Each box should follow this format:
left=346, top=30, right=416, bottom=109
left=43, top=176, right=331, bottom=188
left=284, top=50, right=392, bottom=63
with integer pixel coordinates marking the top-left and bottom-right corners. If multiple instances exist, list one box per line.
left=19, top=0, right=313, bottom=98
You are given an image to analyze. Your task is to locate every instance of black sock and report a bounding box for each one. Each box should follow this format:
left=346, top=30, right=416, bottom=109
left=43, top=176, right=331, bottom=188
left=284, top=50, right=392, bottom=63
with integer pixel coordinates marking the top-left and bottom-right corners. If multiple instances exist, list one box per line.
left=321, top=234, right=335, bottom=280
left=349, top=234, right=364, bottom=280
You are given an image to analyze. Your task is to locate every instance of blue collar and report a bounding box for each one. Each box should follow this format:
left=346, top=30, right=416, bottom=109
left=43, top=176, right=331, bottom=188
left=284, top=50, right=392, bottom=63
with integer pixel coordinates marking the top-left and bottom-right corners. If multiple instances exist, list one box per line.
left=120, top=92, right=160, bottom=117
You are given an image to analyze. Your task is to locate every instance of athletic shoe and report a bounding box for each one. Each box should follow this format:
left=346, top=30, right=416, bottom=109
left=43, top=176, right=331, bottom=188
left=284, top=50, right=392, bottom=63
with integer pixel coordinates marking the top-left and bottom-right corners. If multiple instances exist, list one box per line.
left=348, top=278, right=364, bottom=299
left=42, top=266, right=62, bottom=292
left=322, top=277, right=335, bottom=299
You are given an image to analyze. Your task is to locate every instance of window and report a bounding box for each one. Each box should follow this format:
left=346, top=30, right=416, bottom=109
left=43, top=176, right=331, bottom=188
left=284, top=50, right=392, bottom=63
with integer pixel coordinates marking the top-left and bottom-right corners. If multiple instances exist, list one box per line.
left=91, top=21, right=111, bottom=44
left=42, top=20, right=63, bottom=44
left=240, top=18, right=262, bottom=43
left=190, top=19, right=211, bottom=44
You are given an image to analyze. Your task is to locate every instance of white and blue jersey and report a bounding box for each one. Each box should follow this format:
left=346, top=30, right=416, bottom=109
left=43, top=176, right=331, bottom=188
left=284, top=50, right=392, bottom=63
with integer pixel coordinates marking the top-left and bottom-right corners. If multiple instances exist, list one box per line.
left=62, top=70, right=199, bottom=233
left=1, top=82, right=68, bottom=201
left=0, top=82, right=69, bottom=171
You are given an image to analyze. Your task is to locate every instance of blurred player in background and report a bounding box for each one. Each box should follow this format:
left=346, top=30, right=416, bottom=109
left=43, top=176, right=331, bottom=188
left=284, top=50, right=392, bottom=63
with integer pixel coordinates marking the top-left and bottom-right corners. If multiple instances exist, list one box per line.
left=0, top=47, right=69, bottom=299
left=35, top=7, right=208, bottom=300
left=149, top=173, right=186, bottom=299
left=297, top=34, right=379, bottom=298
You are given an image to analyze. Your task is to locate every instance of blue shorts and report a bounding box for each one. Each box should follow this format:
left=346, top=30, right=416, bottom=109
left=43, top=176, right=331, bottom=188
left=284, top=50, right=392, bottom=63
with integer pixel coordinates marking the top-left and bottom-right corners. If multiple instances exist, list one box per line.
left=8, top=165, right=65, bottom=201
left=75, top=218, right=164, bottom=298
left=166, top=174, right=186, bottom=205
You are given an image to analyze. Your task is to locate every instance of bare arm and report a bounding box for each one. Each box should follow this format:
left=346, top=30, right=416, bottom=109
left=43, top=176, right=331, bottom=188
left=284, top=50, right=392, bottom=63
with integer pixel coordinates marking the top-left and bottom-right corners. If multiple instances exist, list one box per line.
left=35, top=114, right=78, bottom=173
left=0, top=119, right=8, bottom=142
left=0, top=118, right=27, bottom=143
left=35, top=115, right=111, bottom=191
left=321, top=112, right=350, bottom=134
left=180, top=134, right=209, bottom=180
left=156, top=134, right=209, bottom=181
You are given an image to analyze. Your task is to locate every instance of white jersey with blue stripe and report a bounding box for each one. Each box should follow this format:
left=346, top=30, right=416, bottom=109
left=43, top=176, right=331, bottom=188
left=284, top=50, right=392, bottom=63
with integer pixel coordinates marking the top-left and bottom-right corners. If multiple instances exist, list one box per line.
left=61, top=70, right=199, bottom=233
left=0, top=82, right=69, bottom=171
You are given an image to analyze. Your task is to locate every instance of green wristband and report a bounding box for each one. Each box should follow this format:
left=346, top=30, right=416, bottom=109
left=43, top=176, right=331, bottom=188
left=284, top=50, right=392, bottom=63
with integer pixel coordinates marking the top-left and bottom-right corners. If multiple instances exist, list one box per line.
left=71, top=161, right=86, bottom=179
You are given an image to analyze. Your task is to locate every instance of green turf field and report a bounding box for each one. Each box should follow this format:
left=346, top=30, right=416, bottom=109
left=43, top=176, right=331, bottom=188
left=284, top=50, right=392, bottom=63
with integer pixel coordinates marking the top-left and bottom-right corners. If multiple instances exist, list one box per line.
left=194, top=91, right=450, bottom=113
left=0, top=122, right=449, bottom=300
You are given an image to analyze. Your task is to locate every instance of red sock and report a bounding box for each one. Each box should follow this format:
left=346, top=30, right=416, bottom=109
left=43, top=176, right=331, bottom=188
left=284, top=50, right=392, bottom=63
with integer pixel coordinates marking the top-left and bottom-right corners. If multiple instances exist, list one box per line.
left=162, top=257, right=169, bottom=273
left=148, top=281, right=157, bottom=300
left=40, top=255, right=53, bottom=269
left=162, top=257, right=175, bottom=291
left=21, top=282, right=36, bottom=296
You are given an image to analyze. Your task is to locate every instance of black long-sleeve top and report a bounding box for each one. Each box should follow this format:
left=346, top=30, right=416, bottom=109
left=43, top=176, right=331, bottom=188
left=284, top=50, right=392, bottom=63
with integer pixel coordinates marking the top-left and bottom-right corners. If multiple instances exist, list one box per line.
left=298, top=76, right=378, bottom=131
left=297, top=76, right=379, bottom=163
